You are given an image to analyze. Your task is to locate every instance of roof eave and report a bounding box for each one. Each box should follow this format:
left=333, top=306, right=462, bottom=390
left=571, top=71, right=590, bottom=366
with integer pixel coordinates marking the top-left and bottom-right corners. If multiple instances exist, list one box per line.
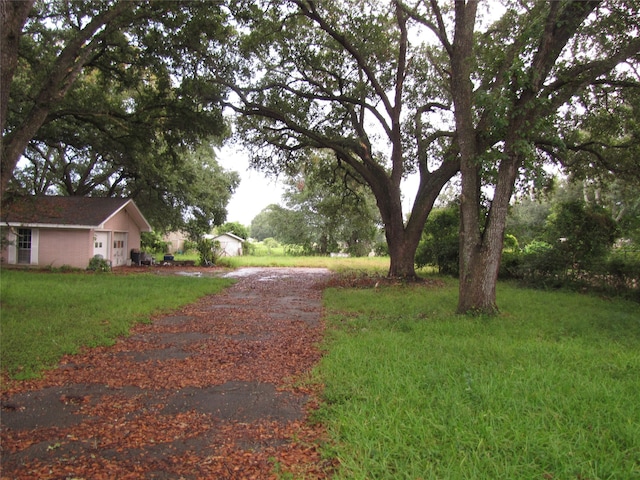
left=2, top=222, right=94, bottom=229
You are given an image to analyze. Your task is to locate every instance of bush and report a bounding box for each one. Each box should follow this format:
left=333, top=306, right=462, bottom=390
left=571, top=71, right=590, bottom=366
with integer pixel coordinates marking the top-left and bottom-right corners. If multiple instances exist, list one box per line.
left=141, top=231, right=169, bottom=254
left=263, top=237, right=281, bottom=249
left=545, top=201, right=617, bottom=268
left=500, top=241, right=640, bottom=300
left=183, top=240, right=197, bottom=253
left=374, top=241, right=389, bottom=257
left=346, top=240, right=371, bottom=258
left=242, top=240, right=256, bottom=255
left=87, top=255, right=111, bottom=272
left=415, top=204, right=459, bottom=275
left=500, top=240, right=566, bottom=286
left=196, top=238, right=221, bottom=266
left=499, top=250, right=522, bottom=279
left=284, top=244, right=306, bottom=256
left=600, top=256, right=640, bottom=297
left=503, top=233, right=519, bottom=251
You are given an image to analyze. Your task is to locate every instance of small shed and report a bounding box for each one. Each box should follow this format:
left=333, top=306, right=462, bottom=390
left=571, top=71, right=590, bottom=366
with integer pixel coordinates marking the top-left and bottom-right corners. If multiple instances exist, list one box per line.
left=1, top=196, right=152, bottom=269
left=206, top=232, right=244, bottom=257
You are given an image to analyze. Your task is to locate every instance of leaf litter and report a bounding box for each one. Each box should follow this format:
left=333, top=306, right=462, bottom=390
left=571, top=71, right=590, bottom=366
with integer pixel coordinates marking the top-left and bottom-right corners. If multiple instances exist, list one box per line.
left=1, top=267, right=338, bottom=479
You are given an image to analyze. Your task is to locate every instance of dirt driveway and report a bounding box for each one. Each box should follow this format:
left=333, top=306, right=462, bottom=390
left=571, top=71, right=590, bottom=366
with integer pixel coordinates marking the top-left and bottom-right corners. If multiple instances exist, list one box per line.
left=1, top=267, right=336, bottom=479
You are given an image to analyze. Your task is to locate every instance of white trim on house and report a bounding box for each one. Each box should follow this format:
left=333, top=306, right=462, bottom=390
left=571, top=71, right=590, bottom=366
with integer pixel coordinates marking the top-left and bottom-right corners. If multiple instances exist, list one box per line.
left=2, top=222, right=94, bottom=229
left=30, top=228, right=39, bottom=265
left=5, top=227, right=39, bottom=265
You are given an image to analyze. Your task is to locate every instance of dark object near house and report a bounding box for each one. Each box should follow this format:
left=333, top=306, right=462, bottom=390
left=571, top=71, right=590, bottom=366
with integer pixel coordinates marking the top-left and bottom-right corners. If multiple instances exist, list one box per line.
left=140, top=252, right=154, bottom=265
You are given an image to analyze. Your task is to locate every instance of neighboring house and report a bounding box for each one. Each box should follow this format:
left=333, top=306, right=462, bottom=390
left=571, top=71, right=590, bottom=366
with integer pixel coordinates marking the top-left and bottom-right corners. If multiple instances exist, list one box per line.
left=1, top=196, right=152, bottom=269
left=204, top=232, right=244, bottom=257
left=163, top=230, right=189, bottom=254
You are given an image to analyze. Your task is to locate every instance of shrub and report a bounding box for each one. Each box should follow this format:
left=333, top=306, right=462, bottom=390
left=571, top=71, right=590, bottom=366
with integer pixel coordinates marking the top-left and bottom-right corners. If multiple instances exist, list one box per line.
left=141, top=231, right=169, bottom=254
left=545, top=200, right=618, bottom=268
left=284, top=244, right=305, bottom=256
left=87, top=255, right=111, bottom=272
left=415, top=204, right=459, bottom=275
left=183, top=240, right=197, bottom=253
left=196, top=238, right=221, bottom=266
left=263, top=237, right=281, bottom=249
left=503, top=233, right=519, bottom=252
left=499, top=250, right=522, bottom=279
left=346, top=240, right=371, bottom=257
left=242, top=240, right=256, bottom=255
left=374, top=241, right=389, bottom=257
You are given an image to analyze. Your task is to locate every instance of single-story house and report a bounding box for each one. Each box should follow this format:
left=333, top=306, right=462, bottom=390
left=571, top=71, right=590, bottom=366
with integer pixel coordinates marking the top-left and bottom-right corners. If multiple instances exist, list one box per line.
left=204, top=232, right=244, bottom=257
left=163, top=230, right=189, bottom=254
left=1, top=196, right=152, bottom=269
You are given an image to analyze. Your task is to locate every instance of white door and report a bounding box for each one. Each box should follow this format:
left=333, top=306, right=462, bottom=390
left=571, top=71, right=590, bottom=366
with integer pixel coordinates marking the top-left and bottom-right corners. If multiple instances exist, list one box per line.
left=113, top=232, right=127, bottom=266
left=15, top=228, right=39, bottom=264
left=94, top=232, right=109, bottom=260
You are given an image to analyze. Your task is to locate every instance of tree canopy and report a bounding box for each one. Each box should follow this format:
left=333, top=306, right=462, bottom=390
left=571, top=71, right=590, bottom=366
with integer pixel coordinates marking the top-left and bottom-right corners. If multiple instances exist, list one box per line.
left=284, top=151, right=381, bottom=255
left=222, top=0, right=639, bottom=311
left=2, top=0, right=236, bottom=232
left=223, top=0, right=461, bottom=277
left=249, top=151, right=381, bottom=256
left=398, top=0, right=640, bottom=312
left=217, top=221, right=249, bottom=240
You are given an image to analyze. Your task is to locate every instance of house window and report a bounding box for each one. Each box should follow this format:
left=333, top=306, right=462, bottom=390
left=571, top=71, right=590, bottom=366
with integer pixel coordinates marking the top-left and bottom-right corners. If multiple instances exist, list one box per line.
left=17, top=228, right=31, bottom=264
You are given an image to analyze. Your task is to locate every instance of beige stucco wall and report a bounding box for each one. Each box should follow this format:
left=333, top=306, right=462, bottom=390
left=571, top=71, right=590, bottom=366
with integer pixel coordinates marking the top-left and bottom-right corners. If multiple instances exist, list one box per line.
left=163, top=231, right=188, bottom=253
left=38, top=229, right=92, bottom=268
left=1, top=207, right=145, bottom=269
left=103, top=207, right=143, bottom=253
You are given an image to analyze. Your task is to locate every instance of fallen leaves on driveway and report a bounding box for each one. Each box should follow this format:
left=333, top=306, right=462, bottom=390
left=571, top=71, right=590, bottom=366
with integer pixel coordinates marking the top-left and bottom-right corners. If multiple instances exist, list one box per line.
left=1, top=267, right=338, bottom=479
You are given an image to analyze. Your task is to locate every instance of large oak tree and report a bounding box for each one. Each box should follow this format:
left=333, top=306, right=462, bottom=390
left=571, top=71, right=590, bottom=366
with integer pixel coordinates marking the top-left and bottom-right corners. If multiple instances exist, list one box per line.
left=409, top=0, right=640, bottom=313
left=224, top=0, right=460, bottom=278
left=1, top=0, right=236, bottom=232
left=226, top=0, right=639, bottom=312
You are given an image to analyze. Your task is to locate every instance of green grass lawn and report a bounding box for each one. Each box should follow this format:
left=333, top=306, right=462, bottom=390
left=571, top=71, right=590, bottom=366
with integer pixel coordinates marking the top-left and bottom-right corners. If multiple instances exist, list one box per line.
left=318, top=278, right=640, bottom=479
left=221, top=254, right=390, bottom=274
left=0, top=270, right=233, bottom=380
left=3, top=260, right=639, bottom=478
left=163, top=252, right=392, bottom=275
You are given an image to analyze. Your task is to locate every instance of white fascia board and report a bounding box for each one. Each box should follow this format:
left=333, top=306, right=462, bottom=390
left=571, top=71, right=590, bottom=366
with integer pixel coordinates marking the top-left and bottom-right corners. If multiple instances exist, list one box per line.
left=2, top=222, right=95, bottom=229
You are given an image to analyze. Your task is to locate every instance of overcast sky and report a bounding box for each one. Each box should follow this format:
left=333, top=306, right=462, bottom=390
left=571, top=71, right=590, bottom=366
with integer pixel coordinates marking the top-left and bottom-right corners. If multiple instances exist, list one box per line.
left=217, top=144, right=423, bottom=228
left=216, top=145, right=285, bottom=226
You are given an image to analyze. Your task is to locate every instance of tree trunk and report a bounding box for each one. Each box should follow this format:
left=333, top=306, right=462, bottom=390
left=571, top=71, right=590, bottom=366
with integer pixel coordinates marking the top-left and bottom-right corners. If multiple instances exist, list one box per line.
left=0, top=0, right=34, bottom=134
left=1, top=1, right=129, bottom=201
left=1, top=0, right=35, bottom=200
left=458, top=152, right=521, bottom=314
left=449, top=0, right=520, bottom=314
left=457, top=217, right=502, bottom=315
left=385, top=223, right=419, bottom=279
left=375, top=177, right=418, bottom=278
left=449, top=0, right=496, bottom=313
